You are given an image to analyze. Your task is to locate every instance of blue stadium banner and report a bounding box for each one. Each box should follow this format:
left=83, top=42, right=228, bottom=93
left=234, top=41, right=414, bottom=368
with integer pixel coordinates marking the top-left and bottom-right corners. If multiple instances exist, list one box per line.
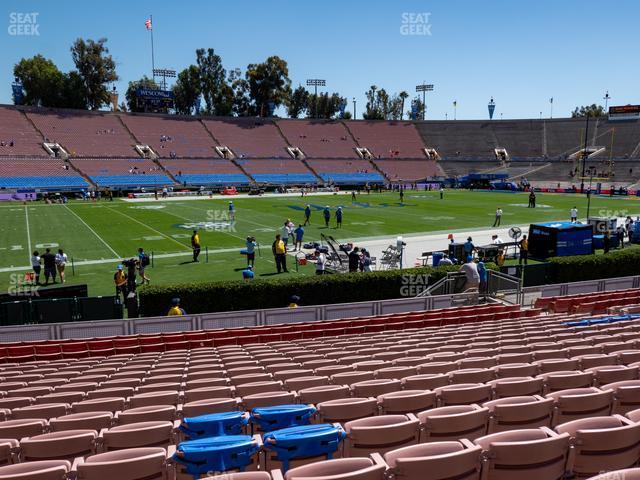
left=488, top=98, right=496, bottom=120
left=12, top=83, right=23, bottom=105
left=411, top=101, right=418, bottom=120
left=267, top=101, right=276, bottom=117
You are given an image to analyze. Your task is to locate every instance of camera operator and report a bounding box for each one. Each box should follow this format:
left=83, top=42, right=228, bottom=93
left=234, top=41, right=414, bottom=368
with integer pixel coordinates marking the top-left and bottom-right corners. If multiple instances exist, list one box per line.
left=122, top=258, right=138, bottom=293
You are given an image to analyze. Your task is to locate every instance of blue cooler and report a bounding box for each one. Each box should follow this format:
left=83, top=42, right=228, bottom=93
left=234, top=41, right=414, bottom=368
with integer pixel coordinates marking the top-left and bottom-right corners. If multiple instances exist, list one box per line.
left=180, top=411, right=248, bottom=439
left=432, top=252, right=444, bottom=267
left=263, top=423, right=346, bottom=472
left=251, top=404, right=316, bottom=432
left=173, top=435, right=260, bottom=478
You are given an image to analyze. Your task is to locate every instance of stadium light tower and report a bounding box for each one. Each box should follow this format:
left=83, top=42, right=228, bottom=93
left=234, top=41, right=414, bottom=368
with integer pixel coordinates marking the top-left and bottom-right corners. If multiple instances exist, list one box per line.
left=603, top=91, right=611, bottom=112
left=352, top=97, right=357, bottom=120
left=415, top=83, right=434, bottom=121
left=307, top=79, right=326, bottom=118
left=153, top=68, right=176, bottom=90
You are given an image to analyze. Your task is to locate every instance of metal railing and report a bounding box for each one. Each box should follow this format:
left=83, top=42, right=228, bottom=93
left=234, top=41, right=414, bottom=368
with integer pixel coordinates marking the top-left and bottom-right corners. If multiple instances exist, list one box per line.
left=487, top=270, right=523, bottom=304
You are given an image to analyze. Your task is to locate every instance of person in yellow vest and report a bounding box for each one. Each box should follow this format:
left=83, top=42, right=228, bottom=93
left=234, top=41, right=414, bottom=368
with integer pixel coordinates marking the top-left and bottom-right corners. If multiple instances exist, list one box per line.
left=113, top=265, right=127, bottom=300
left=288, top=295, right=300, bottom=308
left=167, top=298, right=186, bottom=316
left=191, top=230, right=201, bottom=262
left=519, top=234, right=529, bottom=265
left=272, top=234, right=288, bottom=273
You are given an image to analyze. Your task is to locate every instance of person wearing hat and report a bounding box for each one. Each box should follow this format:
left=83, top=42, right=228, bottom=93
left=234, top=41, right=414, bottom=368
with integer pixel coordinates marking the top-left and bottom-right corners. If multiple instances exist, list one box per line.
left=335, top=206, right=343, bottom=228
left=245, top=236, right=257, bottom=267
left=113, top=265, right=127, bottom=300
left=272, top=234, right=288, bottom=273
left=289, top=295, right=300, bottom=308
left=242, top=264, right=255, bottom=281
left=191, top=230, right=201, bottom=262
left=294, top=224, right=305, bottom=251
left=315, top=248, right=326, bottom=275
left=303, top=204, right=311, bottom=226
left=167, top=298, right=186, bottom=316
left=323, top=206, right=331, bottom=227
left=463, top=237, right=475, bottom=259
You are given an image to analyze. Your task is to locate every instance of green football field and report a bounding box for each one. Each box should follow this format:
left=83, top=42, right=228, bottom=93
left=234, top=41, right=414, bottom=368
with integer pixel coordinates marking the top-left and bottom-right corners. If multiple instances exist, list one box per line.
left=0, top=190, right=638, bottom=297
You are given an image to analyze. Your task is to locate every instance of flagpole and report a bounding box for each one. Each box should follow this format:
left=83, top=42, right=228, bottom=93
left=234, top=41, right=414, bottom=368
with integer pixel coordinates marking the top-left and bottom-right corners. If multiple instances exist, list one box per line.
left=150, top=15, right=155, bottom=81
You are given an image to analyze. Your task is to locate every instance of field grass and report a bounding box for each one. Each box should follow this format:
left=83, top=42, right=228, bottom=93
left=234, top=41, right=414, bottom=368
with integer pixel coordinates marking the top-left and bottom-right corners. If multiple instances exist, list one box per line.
left=1, top=189, right=638, bottom=297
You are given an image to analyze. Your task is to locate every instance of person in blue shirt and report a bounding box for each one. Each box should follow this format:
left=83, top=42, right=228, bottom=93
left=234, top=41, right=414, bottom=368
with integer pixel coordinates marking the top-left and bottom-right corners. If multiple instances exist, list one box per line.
left=335, top=206, right=343, bottom=228
left=477, top=261, right=487, bottom=294
left=242, top=265, right=254, bottom=281
left=245, top=236, right=257, bottom=267
left=323, top=206, right=331, bottom=227
left=294, top=224, right=305, bottom=251
left=463, top=236, right=475, bottom=259
left=228, top=201, right=235, bottom=221
left=303, top=204, right=311, bottom=226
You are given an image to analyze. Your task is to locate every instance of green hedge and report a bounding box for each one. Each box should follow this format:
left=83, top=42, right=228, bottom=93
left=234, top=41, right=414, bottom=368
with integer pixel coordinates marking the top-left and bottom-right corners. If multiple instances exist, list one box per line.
left=138, top=264, right=496, bottom=316
left=547, top=246, right=640, bottom=284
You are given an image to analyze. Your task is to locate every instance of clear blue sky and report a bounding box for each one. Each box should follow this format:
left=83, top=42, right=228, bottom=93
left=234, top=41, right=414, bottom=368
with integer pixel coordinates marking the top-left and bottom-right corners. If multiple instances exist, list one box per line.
left=1, top=0, right=638, bottom=119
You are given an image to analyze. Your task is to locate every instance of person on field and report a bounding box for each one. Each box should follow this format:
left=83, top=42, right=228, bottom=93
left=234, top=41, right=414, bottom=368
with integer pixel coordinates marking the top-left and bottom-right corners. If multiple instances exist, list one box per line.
left=137, top=247, right=151, bottom=285
left=114, top=265, right=127, bottom=299
left=294, top=224, right=304, bottom=251
left=463, top=237, right=475, bottom=259
left=41, top=248, right=57, bottom=285
left=323, top=206, right=331, bottom=227
left=519, top=234, right=529, bottom=265
left=167, top=298, right=186, bottom=316
left=315, top=248, right=326, bottom=275
left=528, top=190, right=536, bottom=208
left=493, top=207, right=503, bottom=227
left=281, top=221, right=292, bottom=250
left=31, top=251, right=41, bottom=285
left=335, top=206, right=343, bottom=228
left=351, top=191, right=357, bottom=202
left=570, top=206, right=578, bottom=223
left=303, top=204, right=311, bottom=225
left=55, top=248, right=68, bottom=284
left=191, top=230, right=201, bottom=262
left=245, top=236, right=257, bottom=267
left=348, top=247, right=360, bottom=273
left=242, top=265, right=254, bottom=281
left=399, top=188, right=404, bottom=203
left=440, top=186, right=444, bottom=199
left=228, top=201, right=235, bottom=221
left=272, top=234, right=288, bottom=273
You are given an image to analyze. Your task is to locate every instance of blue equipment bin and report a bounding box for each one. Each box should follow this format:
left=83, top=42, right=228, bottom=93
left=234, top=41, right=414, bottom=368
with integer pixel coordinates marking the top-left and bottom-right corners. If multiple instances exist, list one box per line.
left=251, top=404, right=316, bottom=432
left=173, top=435, right=260, bottom=478
left=180, top=411, right=248, bottom=439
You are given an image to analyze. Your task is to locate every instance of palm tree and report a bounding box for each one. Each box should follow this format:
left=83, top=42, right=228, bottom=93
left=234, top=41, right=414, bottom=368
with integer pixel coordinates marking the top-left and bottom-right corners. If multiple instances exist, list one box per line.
left=399, top=91, right=409, bottom=120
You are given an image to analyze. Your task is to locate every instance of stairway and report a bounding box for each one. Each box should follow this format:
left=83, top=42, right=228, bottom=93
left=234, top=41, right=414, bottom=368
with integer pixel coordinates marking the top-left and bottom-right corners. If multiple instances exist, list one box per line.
left=66, top=159, right=97, bottom=188
left=230, top=158, right=257, bottom=184
left=115, top=114, right=142, bottom=150
left=152, top=158, right=179, bottom=185
left=272, top=119, right=293, bottom=147
left=300, top=158, right=323, bottom=183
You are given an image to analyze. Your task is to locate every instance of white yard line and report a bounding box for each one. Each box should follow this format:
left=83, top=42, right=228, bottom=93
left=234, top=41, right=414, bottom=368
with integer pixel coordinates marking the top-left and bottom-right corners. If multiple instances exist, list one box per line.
left=24, top=205, right=32, bottom=262
left=103, top=206, right=192, bottom=251
left=63, top=204, right=121, bottom=258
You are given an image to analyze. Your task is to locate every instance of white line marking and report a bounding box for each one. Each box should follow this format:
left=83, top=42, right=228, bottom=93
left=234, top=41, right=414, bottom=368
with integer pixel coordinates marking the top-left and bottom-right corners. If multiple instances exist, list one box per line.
left=24, top=205, right=32, bottom=262
left=103, top=206, right=192, bottom=251
left=63, top=204, right=121, bottom=258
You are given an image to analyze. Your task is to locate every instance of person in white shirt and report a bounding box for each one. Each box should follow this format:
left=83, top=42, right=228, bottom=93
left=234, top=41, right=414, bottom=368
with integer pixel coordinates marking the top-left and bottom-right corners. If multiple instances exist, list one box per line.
left=315, top=249, right=326, bottom=275
left=570, top=207, right=578, bottom=222
left=491, top=234, right=504, bottom=245
left=493, top=207, right=503, bottom=227
left=55, top=249, right=68, bottom=284
left=281, top=222, right=291, bottom=250
left=31, top=251, right=41, bottom=285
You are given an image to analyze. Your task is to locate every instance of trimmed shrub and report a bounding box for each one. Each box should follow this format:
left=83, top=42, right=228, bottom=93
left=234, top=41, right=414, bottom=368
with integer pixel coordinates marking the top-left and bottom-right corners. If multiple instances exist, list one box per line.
left=138, top=264, right=496, bottom=316
left=547, top=245, right=640, bottom=283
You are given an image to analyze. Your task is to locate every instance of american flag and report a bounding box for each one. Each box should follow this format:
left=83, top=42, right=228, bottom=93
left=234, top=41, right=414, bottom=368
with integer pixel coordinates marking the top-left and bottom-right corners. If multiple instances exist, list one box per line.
left=145, top=18, right=152, bottom=30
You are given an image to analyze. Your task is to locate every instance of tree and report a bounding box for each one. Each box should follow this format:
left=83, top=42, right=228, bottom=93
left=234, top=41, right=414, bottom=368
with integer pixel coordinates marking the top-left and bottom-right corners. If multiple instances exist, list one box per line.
left=399, top=91, right=409, bottom=120
left=173, top=65, right=201, bottom=115
left=572, top=104, right=606, bottom=118
left=287, top=85, right=308, bottom=118
left=70, top=38, right=118, bottom=110
left=60, top=71, right=88, bottom=110
left=306, top=92, right=347, bottom=119
left=387, top=93, right=404, bottom=120
left=363, top=85, right=393, bottom=120
left=406, top=96, right=425, bottom=120
left=196, top=48, right=233, bottom=116
left=245, top=56, right=291, bottom=117
left=125, top=76, right=161, bottom=113
left=13, top=55, right=66, bottom=107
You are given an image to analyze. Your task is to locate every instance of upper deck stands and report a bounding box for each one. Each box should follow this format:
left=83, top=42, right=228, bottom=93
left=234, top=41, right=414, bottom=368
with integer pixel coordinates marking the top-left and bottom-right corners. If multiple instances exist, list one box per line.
left=26, top=110, right=135, bottom=158
left=348, top=121, right=426, bottom=158
left=416, top=121, right=497, bottom=158
left=121, top=115, right=216, bottom=158
left=277, top=120, right=358, bottom=158
left=203, top=118, right=289, bottom=158
left=0, top=107, right=45, bottom=157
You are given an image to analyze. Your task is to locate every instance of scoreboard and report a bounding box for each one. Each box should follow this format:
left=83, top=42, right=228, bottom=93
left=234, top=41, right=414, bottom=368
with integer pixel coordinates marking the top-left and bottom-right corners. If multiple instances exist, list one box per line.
left=609, top=105, right=640, bottom=121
